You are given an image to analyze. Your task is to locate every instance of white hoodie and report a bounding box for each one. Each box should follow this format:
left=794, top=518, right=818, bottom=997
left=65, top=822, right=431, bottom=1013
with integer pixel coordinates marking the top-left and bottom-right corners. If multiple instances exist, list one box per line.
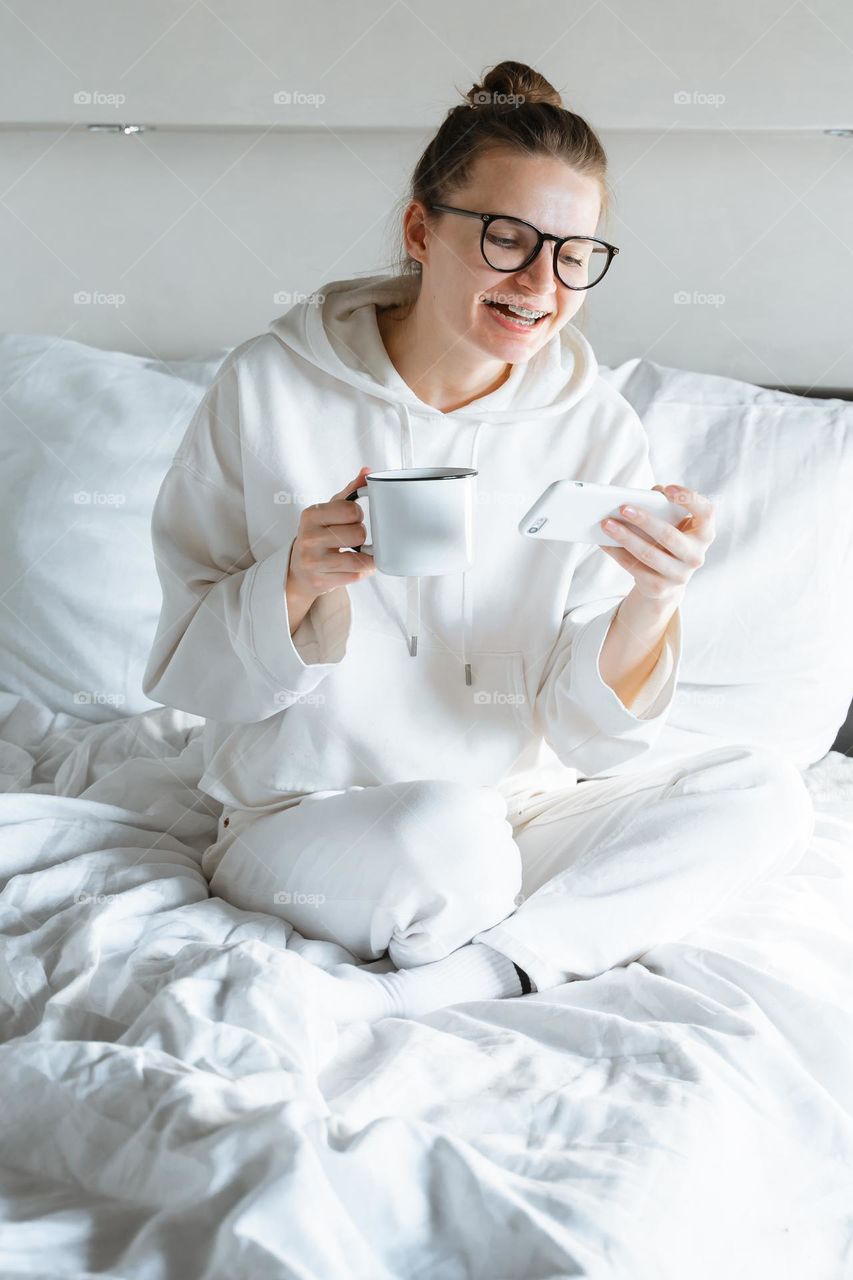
left=142, top=273, right=682, bottom=817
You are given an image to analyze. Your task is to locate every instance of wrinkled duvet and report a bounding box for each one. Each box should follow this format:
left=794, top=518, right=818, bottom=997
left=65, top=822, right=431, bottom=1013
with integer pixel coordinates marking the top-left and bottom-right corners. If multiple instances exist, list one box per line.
left=1, top=693, right=851, bottom=1280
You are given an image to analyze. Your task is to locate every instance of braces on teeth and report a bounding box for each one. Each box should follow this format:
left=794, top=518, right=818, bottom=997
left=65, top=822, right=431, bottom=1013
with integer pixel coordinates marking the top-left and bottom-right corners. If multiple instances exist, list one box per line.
left=487, top=301, right=547, bottom=322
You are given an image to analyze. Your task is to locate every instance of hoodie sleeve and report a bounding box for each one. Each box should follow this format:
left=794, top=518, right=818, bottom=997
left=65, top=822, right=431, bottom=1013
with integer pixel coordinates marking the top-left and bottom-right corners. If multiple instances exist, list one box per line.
left=142, top=349, right=352, bottom=724
left=531, top=405, right=683, bottom=777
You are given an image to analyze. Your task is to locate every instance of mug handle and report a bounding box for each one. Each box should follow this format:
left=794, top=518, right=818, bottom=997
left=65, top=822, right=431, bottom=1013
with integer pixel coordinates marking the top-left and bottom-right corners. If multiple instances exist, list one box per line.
left=345, top=484, right=373, bottom=554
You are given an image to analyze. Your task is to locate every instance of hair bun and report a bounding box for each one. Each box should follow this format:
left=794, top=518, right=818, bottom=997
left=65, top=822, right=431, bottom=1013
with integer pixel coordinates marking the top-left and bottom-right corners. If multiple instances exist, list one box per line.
left=465, top=60, right=564, bottom=110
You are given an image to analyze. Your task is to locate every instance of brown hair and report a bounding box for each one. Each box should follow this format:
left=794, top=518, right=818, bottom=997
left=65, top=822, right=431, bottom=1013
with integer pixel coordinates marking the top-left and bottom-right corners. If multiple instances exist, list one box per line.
left=386, top=60, right=613, bottom=284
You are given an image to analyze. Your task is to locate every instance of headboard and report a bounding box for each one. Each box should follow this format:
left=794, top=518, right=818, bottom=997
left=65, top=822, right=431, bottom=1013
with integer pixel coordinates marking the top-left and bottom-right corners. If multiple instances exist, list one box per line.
left=1, top=123, right=851, bottom=390
left=759, top=384, right=853, bottom=758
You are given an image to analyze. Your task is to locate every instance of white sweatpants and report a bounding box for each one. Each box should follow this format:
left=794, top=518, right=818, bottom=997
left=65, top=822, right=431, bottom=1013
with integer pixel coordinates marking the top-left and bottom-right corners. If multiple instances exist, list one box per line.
left=206, top=744, right=816, bottom=994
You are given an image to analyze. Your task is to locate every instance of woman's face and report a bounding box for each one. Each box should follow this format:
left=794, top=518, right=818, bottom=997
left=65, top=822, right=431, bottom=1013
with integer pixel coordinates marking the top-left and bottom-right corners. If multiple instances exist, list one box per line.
left=409, top=148, right=604, bottom=364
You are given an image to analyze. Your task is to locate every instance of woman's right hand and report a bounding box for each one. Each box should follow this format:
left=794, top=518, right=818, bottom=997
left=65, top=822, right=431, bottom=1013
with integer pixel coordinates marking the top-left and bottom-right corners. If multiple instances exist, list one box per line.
left=286, top=467, right=377, bottom=609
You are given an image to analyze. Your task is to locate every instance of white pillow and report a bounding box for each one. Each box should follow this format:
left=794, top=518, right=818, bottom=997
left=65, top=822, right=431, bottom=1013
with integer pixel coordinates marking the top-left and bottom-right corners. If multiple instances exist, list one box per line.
left=0, top=335, right=228, bottom=721
left=600, top=358, right=853, bottom=768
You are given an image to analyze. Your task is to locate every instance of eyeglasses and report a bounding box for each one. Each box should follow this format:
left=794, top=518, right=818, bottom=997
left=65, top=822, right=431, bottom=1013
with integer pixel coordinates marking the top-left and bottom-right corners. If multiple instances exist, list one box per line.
left=427, top=202, right=620, bottom=290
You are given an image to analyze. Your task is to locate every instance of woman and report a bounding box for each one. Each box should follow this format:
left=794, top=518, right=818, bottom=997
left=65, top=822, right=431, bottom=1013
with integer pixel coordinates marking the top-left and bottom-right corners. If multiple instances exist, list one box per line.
left=143, top=61, right=814, bottom=1026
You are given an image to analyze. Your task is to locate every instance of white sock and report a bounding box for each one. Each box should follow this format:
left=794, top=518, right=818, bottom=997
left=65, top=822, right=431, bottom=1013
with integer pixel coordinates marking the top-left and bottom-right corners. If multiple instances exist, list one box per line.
left=294, top=942, right=525, bottom=1026
left=384, top=941, right=524, bottom=1019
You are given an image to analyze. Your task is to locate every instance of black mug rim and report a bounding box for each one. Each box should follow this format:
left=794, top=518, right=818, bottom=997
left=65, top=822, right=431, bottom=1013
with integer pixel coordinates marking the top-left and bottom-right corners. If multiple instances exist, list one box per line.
left=361, top=468, right=478, bottom=482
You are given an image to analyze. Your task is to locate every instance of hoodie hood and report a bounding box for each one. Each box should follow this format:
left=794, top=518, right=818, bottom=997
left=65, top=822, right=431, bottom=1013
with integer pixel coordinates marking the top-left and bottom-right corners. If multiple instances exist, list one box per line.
left=269, top=272, right=600, bottom=684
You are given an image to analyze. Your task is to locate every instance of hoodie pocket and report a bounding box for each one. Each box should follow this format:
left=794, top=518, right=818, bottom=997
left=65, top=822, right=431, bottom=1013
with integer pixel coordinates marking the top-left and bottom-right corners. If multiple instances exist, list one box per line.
left=262, top=627, right=533, bottom=794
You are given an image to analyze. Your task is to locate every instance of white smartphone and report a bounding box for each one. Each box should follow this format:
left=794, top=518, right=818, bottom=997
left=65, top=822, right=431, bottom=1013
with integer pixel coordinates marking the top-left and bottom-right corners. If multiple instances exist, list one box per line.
left=518, top=480, right=692, bottom=547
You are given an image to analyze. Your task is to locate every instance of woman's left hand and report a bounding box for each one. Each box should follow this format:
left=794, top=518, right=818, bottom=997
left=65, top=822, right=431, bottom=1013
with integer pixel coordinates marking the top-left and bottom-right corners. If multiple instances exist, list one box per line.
left=599, top=483, right=716, bottom=604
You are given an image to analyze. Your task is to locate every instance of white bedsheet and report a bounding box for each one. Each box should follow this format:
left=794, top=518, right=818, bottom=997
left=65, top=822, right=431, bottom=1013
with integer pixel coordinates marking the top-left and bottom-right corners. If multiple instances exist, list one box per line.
left=0, top=692, right=851, bottom=1280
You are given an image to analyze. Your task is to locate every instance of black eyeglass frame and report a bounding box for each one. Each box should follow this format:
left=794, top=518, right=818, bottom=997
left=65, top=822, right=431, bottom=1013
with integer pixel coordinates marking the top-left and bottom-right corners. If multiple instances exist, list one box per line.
left=427, top=202, right=620, bottom=290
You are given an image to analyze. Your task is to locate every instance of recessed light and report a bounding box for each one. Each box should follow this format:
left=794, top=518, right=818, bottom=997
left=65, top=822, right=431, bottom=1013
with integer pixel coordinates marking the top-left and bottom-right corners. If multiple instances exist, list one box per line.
left=85, top=123, right=152, bottom=135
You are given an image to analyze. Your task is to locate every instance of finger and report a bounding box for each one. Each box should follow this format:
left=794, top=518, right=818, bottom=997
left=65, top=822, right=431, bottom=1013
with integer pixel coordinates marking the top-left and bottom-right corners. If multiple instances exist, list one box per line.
left=319, top=548, right=375, bottom=571
left=601, top=519, right=689, bottom=581
left=650, top=483, right=676, bottom=505
left=315, top=519, right=371, bottom=550
left=308, top=566, right=375, bottom=588
left=331, top=467, right=373, bottom=502
left=661, top=484, right=714, bottom=530
left=606, top=501, right=702, bottom=565
left=323, top=558, right=376, bottom=574
left=307, top=499, right=366, bottom=531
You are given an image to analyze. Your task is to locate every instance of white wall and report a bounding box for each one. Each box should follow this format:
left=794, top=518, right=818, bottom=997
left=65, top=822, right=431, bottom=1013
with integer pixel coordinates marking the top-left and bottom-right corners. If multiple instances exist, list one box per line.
left=1, top=0, right=851, bottom=384
left=2, top=0, right=851, bottom=131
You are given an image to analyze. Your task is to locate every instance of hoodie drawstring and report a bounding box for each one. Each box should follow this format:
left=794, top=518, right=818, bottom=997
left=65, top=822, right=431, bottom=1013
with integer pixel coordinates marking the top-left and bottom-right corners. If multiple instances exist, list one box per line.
left=399, top=406, right=485, bottom=686
left=399, top=407, right=420, bottom=660
left=462, top=421, right=486, bottom=685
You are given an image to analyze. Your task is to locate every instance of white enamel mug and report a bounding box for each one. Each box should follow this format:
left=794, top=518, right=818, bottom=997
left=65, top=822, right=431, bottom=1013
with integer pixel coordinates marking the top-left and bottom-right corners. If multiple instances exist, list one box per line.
left=345, top=467, right=478, bottom=576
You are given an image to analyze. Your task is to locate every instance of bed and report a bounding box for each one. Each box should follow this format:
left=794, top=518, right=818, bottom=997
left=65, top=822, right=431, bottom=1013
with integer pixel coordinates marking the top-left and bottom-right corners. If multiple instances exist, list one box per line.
left=0, top=335, right=851, bottom=1279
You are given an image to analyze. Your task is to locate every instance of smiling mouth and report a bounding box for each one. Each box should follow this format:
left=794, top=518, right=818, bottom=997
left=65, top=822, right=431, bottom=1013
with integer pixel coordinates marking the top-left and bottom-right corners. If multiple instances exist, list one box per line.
left=482, top=298, right=551, bottom=330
